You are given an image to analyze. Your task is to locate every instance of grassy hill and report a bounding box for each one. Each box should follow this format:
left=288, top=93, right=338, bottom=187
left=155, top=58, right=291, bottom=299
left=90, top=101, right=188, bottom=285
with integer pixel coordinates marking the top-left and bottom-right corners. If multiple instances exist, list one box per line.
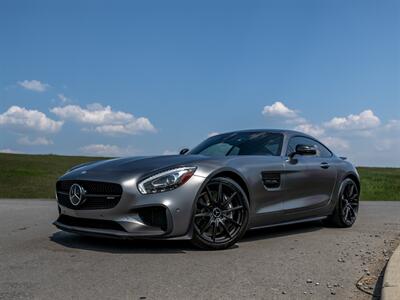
left=0, top=153, right=106, bottom=199
left=0, top=153, right=399, bottom=200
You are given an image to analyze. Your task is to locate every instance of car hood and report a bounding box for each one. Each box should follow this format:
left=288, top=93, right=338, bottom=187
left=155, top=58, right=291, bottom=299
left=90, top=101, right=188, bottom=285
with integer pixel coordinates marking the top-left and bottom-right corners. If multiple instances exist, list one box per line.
left=64, top=155, right=213, bottom=179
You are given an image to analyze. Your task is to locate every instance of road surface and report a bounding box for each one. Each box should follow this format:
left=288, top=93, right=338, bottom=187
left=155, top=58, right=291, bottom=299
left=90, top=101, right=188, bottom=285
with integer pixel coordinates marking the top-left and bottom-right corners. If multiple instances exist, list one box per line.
left=0, top=200, right=399, bottom=300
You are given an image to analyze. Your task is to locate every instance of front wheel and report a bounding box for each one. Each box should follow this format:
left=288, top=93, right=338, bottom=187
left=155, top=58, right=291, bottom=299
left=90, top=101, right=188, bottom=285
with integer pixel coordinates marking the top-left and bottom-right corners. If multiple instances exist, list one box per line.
left=324, top=178, right=360, bottom=227
left=191, top=177, right=249, bottom=250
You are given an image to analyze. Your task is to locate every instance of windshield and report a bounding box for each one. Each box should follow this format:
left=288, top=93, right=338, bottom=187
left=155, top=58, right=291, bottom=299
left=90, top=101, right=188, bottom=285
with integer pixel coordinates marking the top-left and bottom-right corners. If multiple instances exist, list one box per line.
left=190, top=132, right=284, bottom=157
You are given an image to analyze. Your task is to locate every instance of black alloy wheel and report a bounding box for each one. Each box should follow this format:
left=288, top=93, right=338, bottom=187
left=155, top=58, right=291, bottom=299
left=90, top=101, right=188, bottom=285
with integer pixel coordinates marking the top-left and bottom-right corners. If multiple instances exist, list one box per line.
left=191, top=177, right=249, bottom=250
left=340, top=179, right=359, bottom=226
left=325, top=178, right=359, bottom=227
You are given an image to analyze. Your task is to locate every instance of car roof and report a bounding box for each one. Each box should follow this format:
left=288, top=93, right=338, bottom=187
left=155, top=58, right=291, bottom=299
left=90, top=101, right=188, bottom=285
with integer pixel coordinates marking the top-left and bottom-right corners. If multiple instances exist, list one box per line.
left=220, top=129, right=312, bottom=137
left=206, top=129, right=336, bottom=156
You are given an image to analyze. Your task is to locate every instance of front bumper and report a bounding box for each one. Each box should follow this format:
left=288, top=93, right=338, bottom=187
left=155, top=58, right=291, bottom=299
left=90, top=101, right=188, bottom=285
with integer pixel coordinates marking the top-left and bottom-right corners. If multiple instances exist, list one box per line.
left=54, top=173, right=206, bottom=240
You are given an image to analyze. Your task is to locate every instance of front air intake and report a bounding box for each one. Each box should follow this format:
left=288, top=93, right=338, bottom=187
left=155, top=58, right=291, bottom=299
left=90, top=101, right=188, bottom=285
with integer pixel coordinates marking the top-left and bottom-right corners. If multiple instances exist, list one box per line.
left=57, top=215, right=126, bottom=232
left=137, top=206, right=168, bottom=231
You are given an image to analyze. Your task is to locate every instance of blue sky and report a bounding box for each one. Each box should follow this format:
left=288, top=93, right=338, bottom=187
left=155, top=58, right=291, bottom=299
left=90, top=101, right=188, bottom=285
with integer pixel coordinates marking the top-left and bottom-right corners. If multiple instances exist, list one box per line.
left=0, top=0, right=399, bottom=166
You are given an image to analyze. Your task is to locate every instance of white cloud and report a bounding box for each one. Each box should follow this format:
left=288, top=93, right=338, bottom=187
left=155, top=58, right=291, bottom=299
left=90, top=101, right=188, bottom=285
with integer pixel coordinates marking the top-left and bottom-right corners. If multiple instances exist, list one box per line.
left=17, top=136, right=53, bottom=146
left=262, top=101, right=297, bottom=118
left=18, top=80, right=49, bottom=92
left=262, top=102, right=323, bottom=135
left=51, top=103, right=133, bottom=125
left=320, top=137, right=349, bottom=151
left=51, top=103, right=155, bottom=135
left=262, top=101, right=306, bottom=124
left=207, top=132, right=220, bottom=138
left=324, top=110, right=380, bottom=130
left=57, top=93, right=69, bottom=103
left=0, top=148, right=24, bottom=154
left=0, top=106, right=63, bottom=133
left=94, top=118, right=155, bottom=135
left=163, top=149, right=177, bottom=155
left=294, top=123, right=325, bottom=137
left=385, top=119, right=400, bottom=130
left=374, top=138, right=400, bottom=152
left=260, top=102, right=400, bottom=165
left=80, top=144, right=133, bottom=157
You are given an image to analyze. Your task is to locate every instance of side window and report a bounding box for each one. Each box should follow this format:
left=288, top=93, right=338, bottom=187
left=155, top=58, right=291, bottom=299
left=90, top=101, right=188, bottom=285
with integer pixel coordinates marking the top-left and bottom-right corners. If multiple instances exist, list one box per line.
left=286, top=136, right=332, bottom=158
left=286, top=138, right=297, bottom=155
left=263, top=134, right=284, bottom=156
left=199, top=143, right=232, bottom=156
left=286, top=136, right=311, bottom=156
left=237, top=133, right=283, bottom=156
left=313, top=141, right=332, bottom=158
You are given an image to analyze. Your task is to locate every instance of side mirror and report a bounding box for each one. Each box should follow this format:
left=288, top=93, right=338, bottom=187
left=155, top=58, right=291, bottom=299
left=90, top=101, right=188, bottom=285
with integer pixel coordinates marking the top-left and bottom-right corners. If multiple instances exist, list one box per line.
left=179, top=148, right=189, bottom=155
left=289, top=144, right=317, bottom=159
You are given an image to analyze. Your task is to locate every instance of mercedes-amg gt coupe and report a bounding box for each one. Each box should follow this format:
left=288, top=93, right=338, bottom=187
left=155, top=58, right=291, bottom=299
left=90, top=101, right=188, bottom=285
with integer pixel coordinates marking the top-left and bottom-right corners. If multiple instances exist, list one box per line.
left=54, top=129, right=360, bottom=249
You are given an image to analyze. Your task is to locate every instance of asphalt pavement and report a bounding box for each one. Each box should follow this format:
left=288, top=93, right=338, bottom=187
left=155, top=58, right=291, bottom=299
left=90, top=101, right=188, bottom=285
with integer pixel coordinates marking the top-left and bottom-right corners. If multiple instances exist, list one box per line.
left=0, top=200, right=399, bottom=300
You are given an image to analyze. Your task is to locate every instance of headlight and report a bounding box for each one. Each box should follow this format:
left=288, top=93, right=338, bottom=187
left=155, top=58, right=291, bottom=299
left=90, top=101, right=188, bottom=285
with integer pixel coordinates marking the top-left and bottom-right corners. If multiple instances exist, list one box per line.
left=138, top=167, right=197, bottom=194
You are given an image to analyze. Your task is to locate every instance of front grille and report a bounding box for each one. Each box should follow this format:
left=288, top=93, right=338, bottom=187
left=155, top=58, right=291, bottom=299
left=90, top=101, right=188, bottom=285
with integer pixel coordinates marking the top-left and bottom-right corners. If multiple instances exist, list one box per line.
left=57, top=215, right=126, bottom=232
left=57, top=180, right=122, bottom=195
left=56, top=180, right=123, bottom=210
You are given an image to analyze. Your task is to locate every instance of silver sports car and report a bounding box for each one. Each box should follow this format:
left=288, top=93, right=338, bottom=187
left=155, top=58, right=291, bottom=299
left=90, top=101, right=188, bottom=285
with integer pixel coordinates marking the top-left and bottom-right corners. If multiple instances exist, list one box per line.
left=54, top=129, right=360, bottom=249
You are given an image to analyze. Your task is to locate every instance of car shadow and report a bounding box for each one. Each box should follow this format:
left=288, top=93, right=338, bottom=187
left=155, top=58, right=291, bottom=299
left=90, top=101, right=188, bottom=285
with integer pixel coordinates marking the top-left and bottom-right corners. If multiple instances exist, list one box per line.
left=242, top=220, right=324, bottom=243
left=49, top=220, right=324, bottom=254
left=50, top=231, right=192, bottom=254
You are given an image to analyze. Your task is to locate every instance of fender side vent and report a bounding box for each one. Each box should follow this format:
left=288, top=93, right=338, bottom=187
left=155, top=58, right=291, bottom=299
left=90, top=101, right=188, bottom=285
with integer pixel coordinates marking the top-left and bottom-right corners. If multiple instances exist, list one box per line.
left=261, top=172, right=281, bottom=189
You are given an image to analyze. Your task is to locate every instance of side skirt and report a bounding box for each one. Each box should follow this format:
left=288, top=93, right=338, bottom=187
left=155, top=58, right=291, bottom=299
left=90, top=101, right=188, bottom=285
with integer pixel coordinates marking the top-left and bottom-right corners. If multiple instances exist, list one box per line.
left=248, top=216, right=327, bottom=231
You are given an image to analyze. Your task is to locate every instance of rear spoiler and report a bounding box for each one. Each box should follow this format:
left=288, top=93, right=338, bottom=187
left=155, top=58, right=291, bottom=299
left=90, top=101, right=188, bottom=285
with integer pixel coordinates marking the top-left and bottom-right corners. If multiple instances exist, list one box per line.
left=339, top=156, right=347, bottom=160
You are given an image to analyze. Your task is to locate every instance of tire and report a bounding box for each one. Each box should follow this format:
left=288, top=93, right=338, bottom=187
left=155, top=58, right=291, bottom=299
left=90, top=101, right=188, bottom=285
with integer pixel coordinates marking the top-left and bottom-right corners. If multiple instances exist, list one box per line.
left=324, top=178, right=359, bottom=228
left=191, top=177, right=249, bottom=250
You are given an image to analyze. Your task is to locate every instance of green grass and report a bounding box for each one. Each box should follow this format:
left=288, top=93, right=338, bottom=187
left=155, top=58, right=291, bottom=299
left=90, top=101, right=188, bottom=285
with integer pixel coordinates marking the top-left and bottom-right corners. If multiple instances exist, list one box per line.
left=0, top=153, right=106, bottom=198
left=358, top=167, right=400, bottom=201
left=0, top=153, right=399, bottom=200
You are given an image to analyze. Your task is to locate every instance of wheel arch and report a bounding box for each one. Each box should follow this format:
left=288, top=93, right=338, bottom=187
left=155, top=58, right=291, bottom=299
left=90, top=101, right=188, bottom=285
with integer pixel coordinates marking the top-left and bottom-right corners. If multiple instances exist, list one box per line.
left=190, top=169, right=251, bottom=249
left=185, top=168, right=250, bottom=239
left=209, top=170, right=251, bottom=203
left=344, top=173, right=361, bottom=194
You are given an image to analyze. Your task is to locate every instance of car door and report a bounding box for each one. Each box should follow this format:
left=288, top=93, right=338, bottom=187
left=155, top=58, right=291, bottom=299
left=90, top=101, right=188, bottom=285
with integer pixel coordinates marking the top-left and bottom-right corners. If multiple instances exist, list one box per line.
left=247, top=156, right=285, bottom=227
left=283, top=136, right=337, bottom=214
left=235, top=133, right=288, bottom=228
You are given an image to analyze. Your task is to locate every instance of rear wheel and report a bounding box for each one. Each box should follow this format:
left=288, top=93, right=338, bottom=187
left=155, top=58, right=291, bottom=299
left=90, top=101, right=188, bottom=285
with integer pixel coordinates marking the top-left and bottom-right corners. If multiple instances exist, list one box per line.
left=191, top=177, right=249, bottom=250
left=325, top=178, right=359, bottom=227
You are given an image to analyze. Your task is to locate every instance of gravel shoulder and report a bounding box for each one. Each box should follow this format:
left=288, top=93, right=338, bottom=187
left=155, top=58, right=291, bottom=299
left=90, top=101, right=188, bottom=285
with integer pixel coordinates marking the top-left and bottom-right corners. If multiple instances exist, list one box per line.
left=0, top=200, right=399, bottom=300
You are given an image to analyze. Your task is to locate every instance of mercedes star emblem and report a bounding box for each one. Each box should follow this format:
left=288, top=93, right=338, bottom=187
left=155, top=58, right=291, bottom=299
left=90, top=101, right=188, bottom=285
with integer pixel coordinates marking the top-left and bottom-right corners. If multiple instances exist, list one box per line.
left=69, top=183, right=86, bottom=206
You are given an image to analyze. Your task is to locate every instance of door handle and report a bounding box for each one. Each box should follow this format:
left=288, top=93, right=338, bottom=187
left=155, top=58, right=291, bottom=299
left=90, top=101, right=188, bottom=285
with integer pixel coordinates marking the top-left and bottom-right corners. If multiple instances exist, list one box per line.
left=320, top=162, right=330, bottom=169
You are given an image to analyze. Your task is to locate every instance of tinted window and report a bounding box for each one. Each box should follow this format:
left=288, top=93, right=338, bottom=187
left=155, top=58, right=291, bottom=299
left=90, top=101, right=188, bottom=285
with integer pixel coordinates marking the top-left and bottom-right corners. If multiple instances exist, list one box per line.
left=315, top=141, right=332, bottom=158
left=287, top=136, right=332, bottom=158
left=190, top=132, right=284, bottom=157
